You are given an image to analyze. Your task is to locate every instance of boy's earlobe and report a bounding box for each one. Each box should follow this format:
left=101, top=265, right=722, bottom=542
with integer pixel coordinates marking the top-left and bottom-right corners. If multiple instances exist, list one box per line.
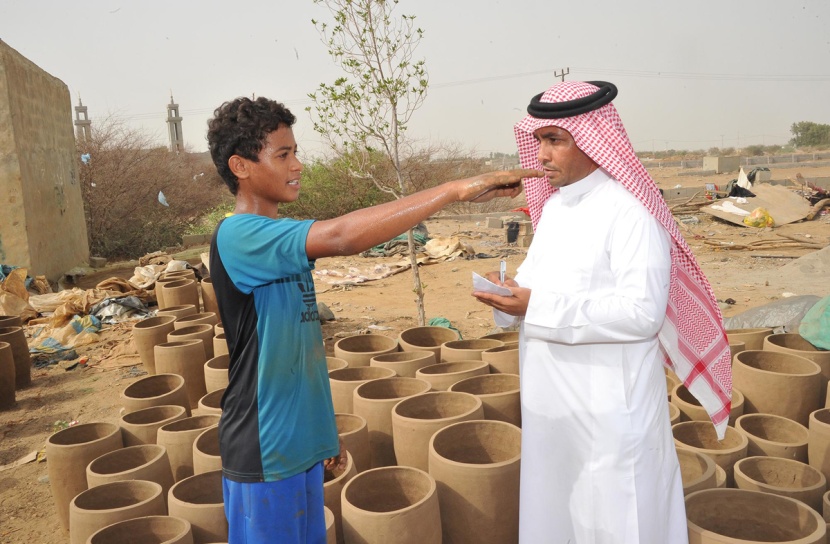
left=228, top=155, right=248, bottom=180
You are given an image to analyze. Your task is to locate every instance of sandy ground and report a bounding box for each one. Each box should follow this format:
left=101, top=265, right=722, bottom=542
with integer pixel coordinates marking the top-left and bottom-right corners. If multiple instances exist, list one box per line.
left=1, top=164, right=829, bottom=543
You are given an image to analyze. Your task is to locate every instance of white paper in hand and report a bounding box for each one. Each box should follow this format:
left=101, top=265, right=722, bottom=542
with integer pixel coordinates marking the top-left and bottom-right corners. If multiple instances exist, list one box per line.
left=472, top=272, right=512, bottom=296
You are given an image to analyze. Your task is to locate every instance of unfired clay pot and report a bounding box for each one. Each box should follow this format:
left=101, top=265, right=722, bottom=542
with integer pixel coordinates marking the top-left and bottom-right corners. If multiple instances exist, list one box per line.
left=168, top=324, right=215, bottom=360
left=398, top=326, right=459, bottom=359
left=392, top=391, right=485, bottom=471
left=729, top=341, right=746, bottom=360
left=0, top=326, right=30, bottom=388
left=0, top=315, right=23, bottom=328
left=46, top=422, right=123, bottom=532
left=155, top=340, right=208, bottom=409
left=87, top=515, right=194, bottom=544
left=415, top=361, right=489, bottom=392
left=197, top=388, right=224, bottom=416
left=327, top=356, right=349, bottom=373
left=132, top=315, right=177, bottom=375
left=192, top=425, right=221, bottom=475
left=734, top=455, right=826, bottom=512
left=120, top=404, right=188, bottom=446
left=324, top=451, right=357, bottom=544
left=157, top=305, right=197, bottom=320
left=765, top=333, right=830, bottom=401
left=726, top=327, right=773, bottom=351
left=0, top=341, right=15, bottom=409
left=213, top=323, right=224, bottom=336
left=449, top=373, right=521, bottom=427
left=336, top=413, right=371, bottom=474
left=735, top=413, right=809, bottom=462
left=157, top=415, right=221, bottom=482
left=824, top=490, right=830, bottom=522
left=162, top=269, right=196, bottom=281
left=676, top=447, right=717, bottom=496
left=161, top=279, right=200, bottom=312
left=479, top=331, right=519, bottom=345
left=733, top=350, right=822, bottom=426
left=167, top=470, right=228, bottom=544
left=155, top=276, right=186, bottom=310
left=204, top=354, right=229, bottom=393
left=671, top=384, right=745, bottom=426
left=353, top=377, right=431, bottom=468
left=121, top=373, right=191, bottom=416
left=200, top=277, right=219, bottom=317
left=673, top=421, right=748, bottom=487
left=669, top=403, right=681, bottom=426
left=329, top=366, right=396, bottom=414
left=369, top=351, right=435, bottom=378
left=480, top=345, right=519, bottom=375
left=174, top=312, right=218, bottom=330
left=341, top=466, right=441, bottom=544
left=809, top=408, right=830, bottom=485
left=334, top=334, right=399, bottom=368
left=440, top=339, right=503, bottom=363
left=85, top=444, right=175, bottom=505
left=69, top=480, right=165, bottom=544
left=325, top=506, right=336, bottom=544
left=212, top=334, right=228, bottom=357
left=685, top=488, right=826, bottom=543
left=428, top=420, right=521, bottom=544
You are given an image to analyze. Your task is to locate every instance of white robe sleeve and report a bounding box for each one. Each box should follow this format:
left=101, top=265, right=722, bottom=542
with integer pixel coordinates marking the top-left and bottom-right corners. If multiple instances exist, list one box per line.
left=523, top=207, right=671, bottom=345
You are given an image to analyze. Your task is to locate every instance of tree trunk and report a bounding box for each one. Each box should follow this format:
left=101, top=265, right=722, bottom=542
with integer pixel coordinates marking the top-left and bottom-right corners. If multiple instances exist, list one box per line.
left=406, top=228, right=426, bottom=326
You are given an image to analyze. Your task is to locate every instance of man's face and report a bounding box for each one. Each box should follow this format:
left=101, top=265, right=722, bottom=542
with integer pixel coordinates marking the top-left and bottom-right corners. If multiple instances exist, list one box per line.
left=237, top=125, right=304, bottom=203
left=533, top=126, right=598, bottom=189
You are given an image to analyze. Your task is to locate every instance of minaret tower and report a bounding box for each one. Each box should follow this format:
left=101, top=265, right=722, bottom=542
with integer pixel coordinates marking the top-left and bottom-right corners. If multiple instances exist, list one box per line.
left=74, top=97, right=91, bottom=141
left=167, top=94, right=184, bottom=152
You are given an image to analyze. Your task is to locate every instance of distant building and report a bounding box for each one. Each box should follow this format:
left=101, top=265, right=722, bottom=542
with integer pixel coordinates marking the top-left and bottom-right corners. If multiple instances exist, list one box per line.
left=74, top=97, right=91, bottom=141
left=167, top=95, right=184, bottom=152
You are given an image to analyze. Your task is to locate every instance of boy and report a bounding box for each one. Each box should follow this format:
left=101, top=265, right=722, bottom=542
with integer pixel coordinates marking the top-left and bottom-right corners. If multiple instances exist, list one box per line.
left=206, top=96, right=539, bottom=543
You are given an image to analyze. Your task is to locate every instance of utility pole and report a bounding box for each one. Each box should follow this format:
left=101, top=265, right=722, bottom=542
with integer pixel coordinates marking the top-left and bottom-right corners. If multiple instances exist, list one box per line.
left=554, top=68, right=570, bottom=82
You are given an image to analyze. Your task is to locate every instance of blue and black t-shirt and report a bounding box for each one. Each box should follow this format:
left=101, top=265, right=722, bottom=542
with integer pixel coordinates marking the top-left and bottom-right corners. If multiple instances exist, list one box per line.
left=210, top=214, right=339, bottom=482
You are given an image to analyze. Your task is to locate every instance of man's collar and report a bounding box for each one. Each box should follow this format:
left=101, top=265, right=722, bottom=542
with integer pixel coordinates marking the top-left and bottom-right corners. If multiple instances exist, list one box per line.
left=558, top=167, right=611, bottom=204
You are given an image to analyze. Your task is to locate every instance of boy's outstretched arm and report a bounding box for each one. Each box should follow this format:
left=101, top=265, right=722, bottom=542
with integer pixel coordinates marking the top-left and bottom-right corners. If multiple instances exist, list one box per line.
left=306, top=169, right=540, bottom=260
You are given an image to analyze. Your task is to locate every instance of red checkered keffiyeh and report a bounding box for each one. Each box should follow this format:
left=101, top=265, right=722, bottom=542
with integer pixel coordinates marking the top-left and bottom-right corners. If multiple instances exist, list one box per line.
left=515, top=81, right=732, bottom=439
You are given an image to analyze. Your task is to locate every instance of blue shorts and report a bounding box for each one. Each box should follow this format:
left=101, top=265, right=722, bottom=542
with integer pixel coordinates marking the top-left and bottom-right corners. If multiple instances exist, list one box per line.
left=223, top=462, right=327, bottom=544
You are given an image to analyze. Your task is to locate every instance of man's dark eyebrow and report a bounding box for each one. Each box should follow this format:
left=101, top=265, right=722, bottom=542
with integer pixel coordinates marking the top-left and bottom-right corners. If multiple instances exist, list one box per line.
left=272, top=145, right=294, bottom=154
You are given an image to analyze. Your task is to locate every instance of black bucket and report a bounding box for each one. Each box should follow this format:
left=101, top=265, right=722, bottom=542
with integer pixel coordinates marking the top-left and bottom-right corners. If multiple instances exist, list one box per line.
left=506, top=222, right=519, bottom=243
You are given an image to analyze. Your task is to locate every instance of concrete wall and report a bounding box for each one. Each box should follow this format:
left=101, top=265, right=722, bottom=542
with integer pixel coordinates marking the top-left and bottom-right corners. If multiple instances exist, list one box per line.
left=0, top=41, right=89, bottom=280
left=703, top=156, right=741, bottom=174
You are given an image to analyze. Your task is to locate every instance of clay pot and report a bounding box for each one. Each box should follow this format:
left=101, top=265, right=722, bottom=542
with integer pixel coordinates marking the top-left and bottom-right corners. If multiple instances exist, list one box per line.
left=86, top=444, right=175, bottom=503
left=765, top=333, right=830, bottom=401
left=715, top=464, right=727, bottom=489
left=197, top=388, right=224, bottom=416
left=353, top=377, right=431, bottom=468
left=665, top=373, right=680, bottom=402
left=824, top=490, right=830, bottom=522
left=162, top=279, right=200, bottom=312
left=809, top=409, right=830, bottom=485
left=480, top=345, right=519, bottom=375
left=324, top=451, right=357, bottom=544
left=685, top=488, right=826, bottom=543
left=415, top=361, right=489, bottom=392
left=327, top=356, right=349, bottom=373
left=163, top=269, right=196, bottom=281
left=428, top=420, right=521, bottom=544
left=733, top=350, right=822, bottom=426
left=168, top=324, right=215, bottom=360
left=479, top=331, right=519, bottom=345
left=341, top=466, right=441, bottom=544
left=214, top=323, right=224, bottom=336
left=167, top=470, right=228, bottom=544
left=200, top=277, right=219, bottom=316
left=157, top=415, right=221, bottom=482
left=449, top=373, right=521, bottom=427
left=203, top=355, right=229, bottom=393
left=325, top=506, right=336, bottom=544
left=677, top=447, right=717, bottom=495
left=132, top=315, right=177, bottom=375
left=734, top=456, right=826, bottom=512
left=88, top=515, right=194, bottom=544
left=729, top=341, right=746, bottom=360
left=334, top=334, right=399, bottom=368
left=157, top=305, right=198, bottom=320
left=669, top=403, right=681, bottom=426
left=398, top=326, right=459, bottom=359
left=120, top=404, right=188, bottom=446
left=671, top=384, right=745, bottom=426
left=192, top=425, right=221, bottom=475
left=369, top=351, right=435, bottom=378
left=212, top=334, right=228, bottom=357
left=336, top=413, right=371, bottom=474
left=155, top=276, right=186, bottom=310
left=0, top=315, right=23, bottom=328
left=121, top=373, right=191, bottom=417
left=155, top=340, right=208, bottom=409
left=174, top=312, right=219, bottom=331
left=726, top=328, right=773, bottom=351
left=0, top=342, right=15, bottom=409
left=69, top=480, right=166, bottom=544
left=46, top=422, right=123, bottom=532
left=673, top=421, right=748, bottom=487
left=0, top=326, right=30, bottom=388
left=329, top=367, right=396, bottom=414
left=440, top=339, right=503, bottom=363
left=735, top=413, right=809, bottom=462
left=392, top=391, right=485, bottom=471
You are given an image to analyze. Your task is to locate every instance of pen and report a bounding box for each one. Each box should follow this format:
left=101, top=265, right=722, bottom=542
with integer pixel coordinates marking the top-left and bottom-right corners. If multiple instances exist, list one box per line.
left=499, top=260, right=506, bottom=284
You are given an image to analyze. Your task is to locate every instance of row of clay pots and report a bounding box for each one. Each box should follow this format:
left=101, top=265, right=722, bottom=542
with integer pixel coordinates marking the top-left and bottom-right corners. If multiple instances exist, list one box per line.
left=0, top=325, right=31, bottom=394
left=132, top=311, right=223, bottom=375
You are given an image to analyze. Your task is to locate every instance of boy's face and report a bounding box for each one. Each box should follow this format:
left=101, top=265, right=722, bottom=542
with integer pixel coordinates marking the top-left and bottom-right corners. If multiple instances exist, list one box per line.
left=237, top=125, right=303, bottom=203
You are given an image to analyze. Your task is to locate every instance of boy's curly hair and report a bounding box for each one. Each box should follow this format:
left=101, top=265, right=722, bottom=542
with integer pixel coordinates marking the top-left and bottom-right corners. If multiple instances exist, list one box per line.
left=207, top=97, right=296, bottom=194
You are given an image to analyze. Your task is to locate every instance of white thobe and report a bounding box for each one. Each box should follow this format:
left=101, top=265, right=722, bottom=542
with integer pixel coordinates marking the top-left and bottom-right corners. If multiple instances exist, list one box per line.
left=496, top=168, right=688, bottom=544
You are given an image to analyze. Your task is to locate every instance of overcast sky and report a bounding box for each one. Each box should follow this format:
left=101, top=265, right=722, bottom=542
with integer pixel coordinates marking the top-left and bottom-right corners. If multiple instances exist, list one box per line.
left=2, top=0, right=829, bottom=158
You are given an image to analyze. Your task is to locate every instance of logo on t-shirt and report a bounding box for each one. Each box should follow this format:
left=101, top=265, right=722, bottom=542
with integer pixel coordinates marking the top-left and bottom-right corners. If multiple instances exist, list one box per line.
left=297, top=278, right=319, bottom=323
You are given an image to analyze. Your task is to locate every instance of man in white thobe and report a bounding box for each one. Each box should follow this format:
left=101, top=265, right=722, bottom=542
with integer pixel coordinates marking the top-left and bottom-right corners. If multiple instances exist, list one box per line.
left=475, top=81, right=731, bottom=544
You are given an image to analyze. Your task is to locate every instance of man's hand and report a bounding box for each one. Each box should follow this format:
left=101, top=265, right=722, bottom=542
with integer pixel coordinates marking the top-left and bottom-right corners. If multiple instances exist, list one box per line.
left=473, top=272, right=531, bottom=317
left=456, top=169, right=543, bottom=203
left=324, top=438, right=348, bottom=473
